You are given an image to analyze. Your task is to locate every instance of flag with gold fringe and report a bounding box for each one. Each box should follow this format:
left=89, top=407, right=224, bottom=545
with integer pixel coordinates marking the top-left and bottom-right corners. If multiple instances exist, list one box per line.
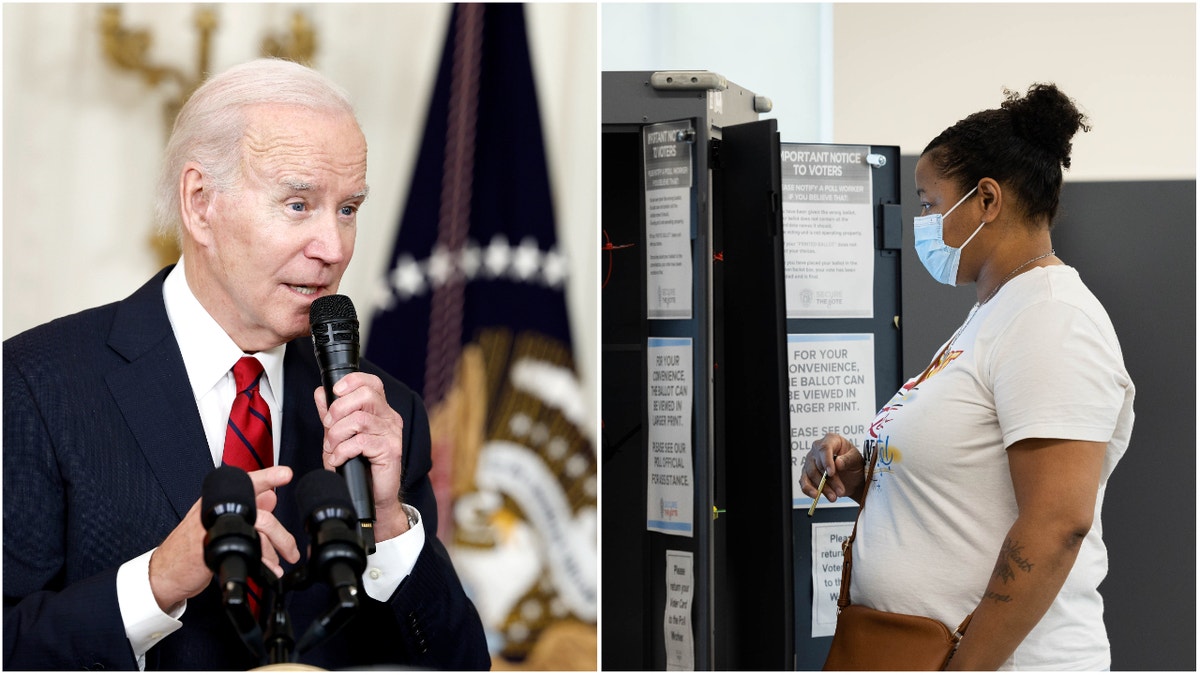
left=363, top=4, right=596, bottom=669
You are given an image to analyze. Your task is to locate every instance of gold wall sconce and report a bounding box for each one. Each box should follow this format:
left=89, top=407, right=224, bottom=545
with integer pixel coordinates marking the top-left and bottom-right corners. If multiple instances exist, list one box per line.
left=99, top=4, right=318, bottom=264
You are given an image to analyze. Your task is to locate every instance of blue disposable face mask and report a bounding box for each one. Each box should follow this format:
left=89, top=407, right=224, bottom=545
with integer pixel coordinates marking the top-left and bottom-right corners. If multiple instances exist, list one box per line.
left=913, top=186, right=984, bottom=286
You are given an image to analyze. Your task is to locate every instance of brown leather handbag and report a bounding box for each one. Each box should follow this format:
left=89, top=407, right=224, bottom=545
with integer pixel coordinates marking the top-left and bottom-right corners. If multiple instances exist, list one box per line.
left=822, top=443, right=973, bottom=671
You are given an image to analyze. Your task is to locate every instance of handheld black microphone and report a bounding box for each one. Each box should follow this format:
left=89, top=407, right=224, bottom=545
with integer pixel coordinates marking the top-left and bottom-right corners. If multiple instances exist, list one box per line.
left=309, top=294, right=376, bottom=554
left=201, top=465, right=263, bottom=647
left=294, top=469, right=367, bottom=654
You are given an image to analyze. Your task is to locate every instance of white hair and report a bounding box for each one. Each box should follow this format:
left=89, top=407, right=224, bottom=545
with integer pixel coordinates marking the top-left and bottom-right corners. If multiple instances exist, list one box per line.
left=154, top=58, right=360, bottom=240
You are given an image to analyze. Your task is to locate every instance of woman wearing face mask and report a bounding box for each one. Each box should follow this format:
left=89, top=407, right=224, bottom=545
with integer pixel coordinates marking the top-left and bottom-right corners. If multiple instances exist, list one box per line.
left=801, top=83, right=1135, bottom=670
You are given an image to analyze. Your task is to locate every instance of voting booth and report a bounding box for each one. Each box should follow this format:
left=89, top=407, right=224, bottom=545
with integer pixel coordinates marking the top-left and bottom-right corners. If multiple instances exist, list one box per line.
left=601, top=70, right=904, bottom=670
left=782, top=141, right=904, bottom=669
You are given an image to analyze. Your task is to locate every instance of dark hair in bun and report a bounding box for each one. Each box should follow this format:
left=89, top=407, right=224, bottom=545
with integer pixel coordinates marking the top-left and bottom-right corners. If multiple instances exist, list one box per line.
left=922, top=83, right=1090, bottom=225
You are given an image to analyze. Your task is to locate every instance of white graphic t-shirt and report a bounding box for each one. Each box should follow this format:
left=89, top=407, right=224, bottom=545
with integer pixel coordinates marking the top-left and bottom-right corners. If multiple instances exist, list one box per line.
left=850, top=265, right=1135, bottom=670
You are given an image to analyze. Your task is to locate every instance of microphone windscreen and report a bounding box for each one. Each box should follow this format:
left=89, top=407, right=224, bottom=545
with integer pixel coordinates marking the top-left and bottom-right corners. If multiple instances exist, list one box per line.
left=296, top=469, right=355, bottom=521
left=309, top=294, right=357, bottom=324
left=200, top=465, right=256, bottom=529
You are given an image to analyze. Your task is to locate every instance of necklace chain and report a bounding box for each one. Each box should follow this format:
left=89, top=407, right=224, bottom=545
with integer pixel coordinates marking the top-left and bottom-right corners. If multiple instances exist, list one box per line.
left=979, top=249, right=1056, bottom=306
left=942, top=249, right=1056, bottom=357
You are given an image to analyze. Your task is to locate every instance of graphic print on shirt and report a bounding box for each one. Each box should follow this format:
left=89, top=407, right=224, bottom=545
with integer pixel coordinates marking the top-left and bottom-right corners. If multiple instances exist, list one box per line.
left=865, top=346, right=963, bottom=491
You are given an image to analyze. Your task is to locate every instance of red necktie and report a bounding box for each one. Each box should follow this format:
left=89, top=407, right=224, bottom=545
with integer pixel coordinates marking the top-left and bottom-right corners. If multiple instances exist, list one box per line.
left=222, top=356, right=273, bottom=617
left=224, top=356, right=273, bottom=472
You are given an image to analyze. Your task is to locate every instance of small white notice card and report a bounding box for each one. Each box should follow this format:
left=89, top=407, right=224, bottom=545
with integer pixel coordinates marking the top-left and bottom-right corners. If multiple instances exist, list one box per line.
left=811, top=521, right=855, bottom=638
left=665, top=549, right=695, bottom=670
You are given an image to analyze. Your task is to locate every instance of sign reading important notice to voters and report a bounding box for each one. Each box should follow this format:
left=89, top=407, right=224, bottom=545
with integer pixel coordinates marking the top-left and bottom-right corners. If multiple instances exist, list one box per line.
left=647, top=337, right=694, bottom=536
left=644, top=122, right=694, bottom=320
left=788, top=334, right=876, bottom=507
left=780, top=144, right=874, bottom=318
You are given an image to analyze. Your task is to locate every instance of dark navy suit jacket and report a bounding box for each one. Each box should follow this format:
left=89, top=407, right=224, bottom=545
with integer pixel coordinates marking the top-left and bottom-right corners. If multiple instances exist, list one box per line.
left=2, top=267, right=489, bottom=670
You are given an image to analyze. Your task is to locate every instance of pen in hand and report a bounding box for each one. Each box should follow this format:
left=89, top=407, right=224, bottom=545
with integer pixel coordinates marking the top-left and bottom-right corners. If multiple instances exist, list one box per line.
left=807, top=471, right=828, bottom=517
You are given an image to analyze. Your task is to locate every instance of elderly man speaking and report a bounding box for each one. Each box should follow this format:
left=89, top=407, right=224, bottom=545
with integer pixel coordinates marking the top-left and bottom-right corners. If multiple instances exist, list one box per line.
left=3, top=58, right=489, bottom=671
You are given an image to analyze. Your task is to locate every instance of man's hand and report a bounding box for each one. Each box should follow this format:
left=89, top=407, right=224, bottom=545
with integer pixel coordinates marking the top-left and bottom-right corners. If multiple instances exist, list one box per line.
left=148, top=465, right=298, bottom=614
left=314, top=372, right=408, bottom=541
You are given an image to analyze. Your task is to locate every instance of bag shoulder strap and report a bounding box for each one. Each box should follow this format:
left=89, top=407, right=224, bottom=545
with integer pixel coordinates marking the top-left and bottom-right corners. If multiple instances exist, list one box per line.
left=835, top=442, right=876, bottom=610
left=834, top=439, right=975, bottom=636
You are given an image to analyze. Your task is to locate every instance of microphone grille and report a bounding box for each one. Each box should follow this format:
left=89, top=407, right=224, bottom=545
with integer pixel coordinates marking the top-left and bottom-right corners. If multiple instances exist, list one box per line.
left=309, top=294, right=357, bottom=324
left=200, top=465, right=256, bottom=529
left=296, top=469, right=355, bottom=523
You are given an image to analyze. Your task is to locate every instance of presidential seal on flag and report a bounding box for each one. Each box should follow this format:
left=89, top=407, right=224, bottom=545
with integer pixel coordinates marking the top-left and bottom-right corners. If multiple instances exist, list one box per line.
left=364, top=4, right=595, bottom=669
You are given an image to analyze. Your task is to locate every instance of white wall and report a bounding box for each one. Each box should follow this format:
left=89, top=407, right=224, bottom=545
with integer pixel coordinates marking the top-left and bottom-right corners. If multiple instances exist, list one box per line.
left=601, top=2, right=833, bottom=144
left=601, top=3, right=1194, bottom=181
left=2, top=2, right=597, bottom=430
left=833, top=3, right=1196, bottom=180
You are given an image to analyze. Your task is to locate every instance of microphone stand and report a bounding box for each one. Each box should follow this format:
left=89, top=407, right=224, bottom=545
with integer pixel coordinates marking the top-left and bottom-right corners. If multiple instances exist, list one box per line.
left=220, top=491, right=368, bottom=665
left=222, top=576, right=265, bottom=664
left=295, top=582, right=360, bottom=654
left=262, top=569, right=295, bottom=666
left=281, top=564, right=361, bottom=657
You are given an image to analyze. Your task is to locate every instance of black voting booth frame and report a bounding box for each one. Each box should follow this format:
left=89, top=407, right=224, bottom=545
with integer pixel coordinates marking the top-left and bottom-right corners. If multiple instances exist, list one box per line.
left=601, top=70, right=905, bottom=671
left=602, top=70, right=793, bottom=670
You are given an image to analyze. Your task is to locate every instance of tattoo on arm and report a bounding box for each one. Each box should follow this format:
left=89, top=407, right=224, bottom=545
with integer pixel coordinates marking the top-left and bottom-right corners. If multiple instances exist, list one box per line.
left=984, top=590, right=1012, bottom=603
left=991, top=537, right=1036, bottom=586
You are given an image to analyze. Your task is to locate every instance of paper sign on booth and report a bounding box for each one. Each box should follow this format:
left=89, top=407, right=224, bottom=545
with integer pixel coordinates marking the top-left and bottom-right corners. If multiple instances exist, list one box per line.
left=788, top=333, right=875, bottom=508
left=780, top=144, right=874, bottom=319
left=644, top=122, right=693, bottom=320
left=811, top=521, right=855, bottom=637
left=665, top=550, right=695, bottom=670
left=647, top=337, right=694, bottom=536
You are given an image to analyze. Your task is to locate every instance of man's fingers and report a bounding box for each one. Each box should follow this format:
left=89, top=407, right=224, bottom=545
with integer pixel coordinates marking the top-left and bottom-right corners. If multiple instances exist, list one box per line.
left=329, top=371, right=386, bottom=401
left=314, top=385, right=330, bottom=419
left=260, top=532, right=282, bottom=578
left=256, top=510, right=300, bottom=566
left=244, top=466, right=298, bottom=570
left=249, top=465, right=293, bottom=493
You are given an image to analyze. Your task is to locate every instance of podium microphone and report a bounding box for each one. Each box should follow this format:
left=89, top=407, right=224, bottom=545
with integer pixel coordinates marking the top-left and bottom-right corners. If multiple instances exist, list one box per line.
left=309, top=294, right=376, bottom=555
left=201, top=465, right=264, bottom=658
left=294, top=469, right=367, bottom=654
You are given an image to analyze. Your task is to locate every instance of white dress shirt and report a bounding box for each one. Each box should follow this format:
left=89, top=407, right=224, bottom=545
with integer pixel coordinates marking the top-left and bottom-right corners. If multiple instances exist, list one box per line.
left=116, top=260, right=425, bottom=668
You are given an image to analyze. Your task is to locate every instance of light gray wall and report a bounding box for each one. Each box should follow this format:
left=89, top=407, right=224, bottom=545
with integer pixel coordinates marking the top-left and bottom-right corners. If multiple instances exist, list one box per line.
left=602, top=3, right=1196, bottom=181
left=834, top=3, right=1196, bottom=181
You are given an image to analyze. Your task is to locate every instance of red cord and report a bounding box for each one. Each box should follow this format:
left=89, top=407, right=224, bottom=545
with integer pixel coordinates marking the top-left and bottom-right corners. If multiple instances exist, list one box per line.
left=601, top=229, right=634, bottom=289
